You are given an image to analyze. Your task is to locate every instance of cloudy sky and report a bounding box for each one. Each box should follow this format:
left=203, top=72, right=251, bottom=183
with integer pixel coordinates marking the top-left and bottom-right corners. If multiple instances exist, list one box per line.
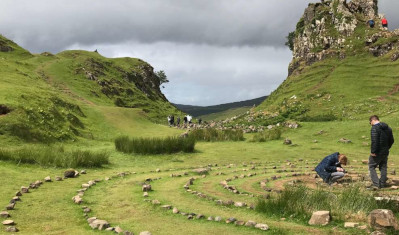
left=1, top=0, right=398, bottom=106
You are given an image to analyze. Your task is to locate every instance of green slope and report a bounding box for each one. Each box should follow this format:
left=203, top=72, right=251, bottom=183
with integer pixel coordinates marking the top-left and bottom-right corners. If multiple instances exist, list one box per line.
left=0, top=34, right=183, bottom=143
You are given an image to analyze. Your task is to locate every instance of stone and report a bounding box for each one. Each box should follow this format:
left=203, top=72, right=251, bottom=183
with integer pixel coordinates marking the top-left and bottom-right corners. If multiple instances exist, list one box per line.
left=152, top=200, right=160, bottom=205
left=215, top=216, right=222, bottom=222
left=235, top=221, right=245, bottom=226
left=140, top=232, right=152, bottom=235
left=82, top=184, right=90, bottom=188
left=0, top=211, right=10, bottom=218
left=196, top=214, right=204, bottom=219
left=187, top=215, right=193, bottom=220
left=80, top=170, right=87, bottom=174
left=5, top=226, right=18, bottom=232
left=370, top=231, right=386, bottom=235
left=161, top=205, right=172, bottom=210
left=20, top=186, right=29, bottom=193
left=105, top=227, right=114, bottom=231
left=361, top=160, right=368, bottom=164
left=15, top=191, right=22, bottom=197
left=255, top=223, right=269, bottom=231
left=338, top=138, right=352, bottom=144
left=172, top=207, right=179, bottom=214
left=234, top=202, right=246, bottom=207
left=358, top=225, right=367, bottom=230
left=207, top=216, right=214, bottom=221
left=114, top=226, right=124, bottom=233
left=87, top=217, right=97, bottom=224
left=124, top=232, right=134, bottom=235
left=105, top=177, right=110, bottom=181
left=74, top=171, right=80, bottom=177
left=90, top=219, right=110, bottom=230
left=55, top=176, right=62, bottom=181
left=283, top=139, right=292, bottom=145
left=84, top=208, right=91, bottom=213
left=308, top=211, right=330, bottom=226
left=44, top=176, right=51, bottom=182
left=6, top=204, right=15, bottom=210
left=192, top=168, right=208, bottom=175
left=72, top=195, right=83, bottom=204
left=64, top=169, right=76, bottom=178
left=344, top=222, right=359, bottom=228
left=156, top=168, right=160, bottom=172
left=143, top=192, right=149, bottom=197
left=2, top=220, right=14, bottom=225
left=226, top=218, right=236, bottom=224
left=142, top=184, right=152, bottom=192
left=368, top=209, right=399, bottom=230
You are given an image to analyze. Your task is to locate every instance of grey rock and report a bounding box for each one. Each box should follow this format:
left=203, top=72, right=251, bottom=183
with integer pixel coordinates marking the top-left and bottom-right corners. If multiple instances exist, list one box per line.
left=5, top=204, right=15, bottom=210
left=308, top=211, right=330, bottom=226
left=255, top=223, right=269, bottom=230
left=0, top=211, right=10, bottom=218
left=368, top=209, right=399, bottom=230
left=5, top=226, right=18, bottom=232
left=139, top=231, right=152, bottom=235
left=2, top=220, right=14, bottom=225
left=64, top=169, right=76, bottom=178
left=215, top=216, right=222, bottom=222
left=44, top=176, right=51, bottom=182
left=245, top=220, right=257, bottom=227
left=20, top=186, right=29, bottom=193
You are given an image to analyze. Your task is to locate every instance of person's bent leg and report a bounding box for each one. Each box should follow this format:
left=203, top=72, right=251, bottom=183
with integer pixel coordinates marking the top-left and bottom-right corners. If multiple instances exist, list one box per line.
left=369, top=155, right=381, bottom=187
left=379, top=155, right=388, bottom=188
left=329, top=172, right=345, bottom=184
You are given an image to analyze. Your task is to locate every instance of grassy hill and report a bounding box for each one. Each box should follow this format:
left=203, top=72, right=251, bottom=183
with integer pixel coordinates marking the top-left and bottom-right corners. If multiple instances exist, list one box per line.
left=0, top=34, right=183, bottom=143
left=198, top=106, right=252, bottom=121
left=174, top=96, right=267, bottom=117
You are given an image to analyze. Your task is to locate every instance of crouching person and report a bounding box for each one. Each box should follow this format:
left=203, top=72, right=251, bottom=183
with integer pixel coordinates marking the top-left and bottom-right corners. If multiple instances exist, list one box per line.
left=315, top=152, right=348, bottom=185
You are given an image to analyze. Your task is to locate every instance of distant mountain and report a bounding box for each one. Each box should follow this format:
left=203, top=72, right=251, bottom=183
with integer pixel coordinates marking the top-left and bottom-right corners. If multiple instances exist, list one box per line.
left=173, top=96, right=267, bottom=117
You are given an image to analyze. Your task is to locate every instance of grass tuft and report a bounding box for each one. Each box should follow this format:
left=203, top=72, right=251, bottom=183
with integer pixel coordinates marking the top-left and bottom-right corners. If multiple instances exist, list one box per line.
left=256, top=184, right=399, bottom=222
left=115, top=136, right=196, bottom=154
left=189, top=128, right=244, bottom=142
left=250, top=128, right=282, bottom=142
left=0, top=146, right=109, bottom=168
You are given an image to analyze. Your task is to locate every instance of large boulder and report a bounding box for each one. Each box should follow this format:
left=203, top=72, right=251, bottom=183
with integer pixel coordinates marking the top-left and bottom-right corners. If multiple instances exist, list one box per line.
left=90, top=219, right=110, bottom=230
left=368, top=209, right=399, bottom=230
left=308, top=211, right=330, bottom=226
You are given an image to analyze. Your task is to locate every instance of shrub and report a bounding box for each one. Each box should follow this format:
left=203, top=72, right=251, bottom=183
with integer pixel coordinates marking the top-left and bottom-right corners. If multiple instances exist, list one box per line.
left=251, top=128, right=282, bottom=142
left=115, top=136, right=196, bottom=155
left=0, top=146, right=109, bottom=168
left=256, top=184, right=398, bottom=222
left=189, top=128, right=244, bottom=142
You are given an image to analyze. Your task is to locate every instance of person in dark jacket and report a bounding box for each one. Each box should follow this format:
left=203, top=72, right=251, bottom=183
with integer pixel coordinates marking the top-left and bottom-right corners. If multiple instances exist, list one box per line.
left=176, top=116, right=181, bottom=126
left=315, top=152, right=348, bottom=185
left=369, top=115, right=394, bottom=188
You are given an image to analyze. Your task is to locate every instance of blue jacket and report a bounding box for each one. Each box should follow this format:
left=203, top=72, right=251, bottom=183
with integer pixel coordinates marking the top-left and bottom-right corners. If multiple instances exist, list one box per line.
left=315, top=152, right=341, bottom=182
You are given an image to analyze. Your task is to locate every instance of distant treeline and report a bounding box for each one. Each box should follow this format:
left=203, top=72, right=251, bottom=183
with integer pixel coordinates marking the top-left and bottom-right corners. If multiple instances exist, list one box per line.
left=173, top=96, right=268, bottom=117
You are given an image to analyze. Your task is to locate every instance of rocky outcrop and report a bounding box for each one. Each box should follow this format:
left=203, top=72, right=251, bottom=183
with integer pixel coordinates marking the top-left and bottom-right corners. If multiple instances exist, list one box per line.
left=288, top=0, right=399, bottom=75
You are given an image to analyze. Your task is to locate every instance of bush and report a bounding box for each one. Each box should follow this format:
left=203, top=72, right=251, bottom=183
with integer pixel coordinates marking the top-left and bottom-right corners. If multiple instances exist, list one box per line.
left=251, top=128, right=282, bottom=142
left=256, top=185, right=398, bottom=222
left=115, top=136, right=196, bottom=154
left=298, top=112, right=337, bottom=122
left=189, top=128, right=244, bottom=142
left=0, top=146, right=109, bottom=168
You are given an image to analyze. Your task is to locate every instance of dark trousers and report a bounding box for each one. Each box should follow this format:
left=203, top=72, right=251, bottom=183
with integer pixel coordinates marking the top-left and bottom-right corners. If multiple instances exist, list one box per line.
left=369, top=154, right=388, bottom=187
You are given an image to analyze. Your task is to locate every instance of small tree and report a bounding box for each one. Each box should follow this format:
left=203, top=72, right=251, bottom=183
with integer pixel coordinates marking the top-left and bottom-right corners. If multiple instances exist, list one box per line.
left=155, top=70, right=169, bottom=86
left=285, top=31, right=295, bottom=51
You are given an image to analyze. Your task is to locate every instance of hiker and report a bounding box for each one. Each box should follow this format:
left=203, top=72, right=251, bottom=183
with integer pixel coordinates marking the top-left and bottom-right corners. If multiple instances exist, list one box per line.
left=167, top=115, right=171, bottom=126
left=367, top=19, right=375, bottom=28
left=315, top=152, right=348, bottom=185
left=198, top=118, right=202, bottom=125
left=187, top=115, right=192, bottom=124
left=177, top=116, right=181, bottom=126
left=369, top=115, right=394, bottom=188
left=170, top=115, right=175, bottom=126
left=382, top=17, right=388, bottom=30
left=183, top=116, right=188, bottom=125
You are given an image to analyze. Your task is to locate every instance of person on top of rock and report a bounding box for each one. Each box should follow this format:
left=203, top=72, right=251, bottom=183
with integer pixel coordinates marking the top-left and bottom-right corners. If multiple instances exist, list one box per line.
left=368, top=115, right=394, bottom=189
left=315, top=152, right=347, bottom=185
left=382, top=17, right=388, bottom=30
left=198, top=118, right=202, bottom=125
left=367, top=19, right=375, bottom=28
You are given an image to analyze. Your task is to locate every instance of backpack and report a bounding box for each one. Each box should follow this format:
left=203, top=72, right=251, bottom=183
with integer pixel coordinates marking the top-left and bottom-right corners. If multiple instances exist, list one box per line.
left=369, top=20, right=375, bottom=27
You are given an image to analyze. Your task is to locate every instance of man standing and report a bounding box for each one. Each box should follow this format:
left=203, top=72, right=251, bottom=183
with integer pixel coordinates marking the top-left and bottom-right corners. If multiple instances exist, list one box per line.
left=369, top=115, right=394, bottom=188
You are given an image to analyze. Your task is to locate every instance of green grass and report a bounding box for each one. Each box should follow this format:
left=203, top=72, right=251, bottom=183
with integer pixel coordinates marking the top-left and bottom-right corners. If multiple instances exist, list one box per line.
left=115, top=136, right=196, bottom=154
left=250, top=128, right=282, bottom=142
left=256, top=184, right=399, bottom=222
left=189, top=128, right=244, bottom=142
left=0, top=146, right=109, bottom=168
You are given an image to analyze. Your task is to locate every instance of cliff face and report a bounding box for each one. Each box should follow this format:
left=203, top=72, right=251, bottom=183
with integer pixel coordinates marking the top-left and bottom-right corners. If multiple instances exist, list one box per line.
left=289, top=0, right=399, bottom=75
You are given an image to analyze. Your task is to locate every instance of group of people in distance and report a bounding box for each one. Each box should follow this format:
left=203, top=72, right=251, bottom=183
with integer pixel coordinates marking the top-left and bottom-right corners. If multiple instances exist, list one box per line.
left=316, top=115, right=394, bottom=189
left=168, top=115, right=202, bottom=127
left=367, top=17, right=388, bottom=30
